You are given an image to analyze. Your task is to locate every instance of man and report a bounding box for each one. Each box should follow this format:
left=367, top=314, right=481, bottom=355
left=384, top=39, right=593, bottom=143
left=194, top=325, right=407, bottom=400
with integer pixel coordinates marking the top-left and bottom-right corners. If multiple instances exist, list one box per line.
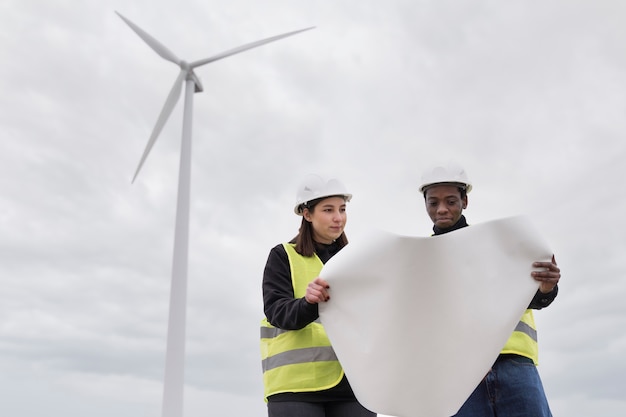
left=419, top=163, right=561, bottom=417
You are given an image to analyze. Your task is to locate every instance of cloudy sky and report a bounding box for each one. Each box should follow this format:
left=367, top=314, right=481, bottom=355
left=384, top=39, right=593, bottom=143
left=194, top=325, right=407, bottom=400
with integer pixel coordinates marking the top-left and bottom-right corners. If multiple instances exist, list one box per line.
left=1, top=0, right=625, bottom=416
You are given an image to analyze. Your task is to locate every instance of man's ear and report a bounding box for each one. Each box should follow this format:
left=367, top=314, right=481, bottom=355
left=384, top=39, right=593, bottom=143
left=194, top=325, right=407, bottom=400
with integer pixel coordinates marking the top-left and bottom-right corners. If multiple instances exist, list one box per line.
left=462, top=196, right=468, bottom=209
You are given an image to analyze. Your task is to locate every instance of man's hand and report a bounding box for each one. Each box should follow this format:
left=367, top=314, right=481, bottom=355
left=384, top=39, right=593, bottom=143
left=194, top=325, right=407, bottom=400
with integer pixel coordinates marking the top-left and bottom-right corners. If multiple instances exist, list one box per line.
left=532, top=255, right=561, bottom=293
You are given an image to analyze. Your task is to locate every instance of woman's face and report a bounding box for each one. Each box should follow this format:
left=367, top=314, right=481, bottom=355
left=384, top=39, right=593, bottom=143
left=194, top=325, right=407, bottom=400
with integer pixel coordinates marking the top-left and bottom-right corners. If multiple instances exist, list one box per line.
left=303, top=196, right=347, bottom=244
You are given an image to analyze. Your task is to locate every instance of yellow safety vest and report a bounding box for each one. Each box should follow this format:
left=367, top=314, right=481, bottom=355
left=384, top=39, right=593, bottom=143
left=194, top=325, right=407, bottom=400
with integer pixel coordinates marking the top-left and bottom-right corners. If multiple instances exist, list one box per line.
left=501, top=309, right=539, bottom=364
left=260, top=243, right=344, bottom=400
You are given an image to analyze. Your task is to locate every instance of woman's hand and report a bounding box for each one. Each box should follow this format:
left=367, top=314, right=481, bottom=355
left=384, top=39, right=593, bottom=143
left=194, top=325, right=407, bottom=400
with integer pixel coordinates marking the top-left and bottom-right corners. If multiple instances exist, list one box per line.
left=305, top=277, right=330, bottom=304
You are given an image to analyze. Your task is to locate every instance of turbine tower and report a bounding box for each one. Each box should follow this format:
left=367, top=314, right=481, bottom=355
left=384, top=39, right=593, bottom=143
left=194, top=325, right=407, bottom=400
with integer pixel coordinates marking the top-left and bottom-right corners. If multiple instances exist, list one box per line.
left=116, top=11, right=313, bottom=417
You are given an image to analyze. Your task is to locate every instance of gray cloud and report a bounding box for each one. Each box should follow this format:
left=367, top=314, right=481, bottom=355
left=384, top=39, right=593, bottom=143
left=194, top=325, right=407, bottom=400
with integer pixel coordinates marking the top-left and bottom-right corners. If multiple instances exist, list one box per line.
left=1, top=1, right=625, bottom=416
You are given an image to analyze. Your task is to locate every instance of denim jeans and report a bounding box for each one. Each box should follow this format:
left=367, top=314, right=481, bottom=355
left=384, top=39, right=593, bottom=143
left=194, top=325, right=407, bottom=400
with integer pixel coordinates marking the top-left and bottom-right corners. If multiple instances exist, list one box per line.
left=453, top=355, right=552, bottom=417
left=267, top=401, right=376, bottom=417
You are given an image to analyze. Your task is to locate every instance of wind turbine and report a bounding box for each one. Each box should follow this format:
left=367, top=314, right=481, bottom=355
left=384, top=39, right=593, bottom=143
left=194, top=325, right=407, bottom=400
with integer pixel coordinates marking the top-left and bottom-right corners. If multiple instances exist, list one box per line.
left=116, top=11, right=313, bottom=417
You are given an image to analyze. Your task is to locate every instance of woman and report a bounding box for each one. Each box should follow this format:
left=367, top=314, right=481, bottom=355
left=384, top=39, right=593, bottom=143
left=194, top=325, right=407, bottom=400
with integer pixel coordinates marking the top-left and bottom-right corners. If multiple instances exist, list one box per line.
left=260, top=174, right=375, bottom=417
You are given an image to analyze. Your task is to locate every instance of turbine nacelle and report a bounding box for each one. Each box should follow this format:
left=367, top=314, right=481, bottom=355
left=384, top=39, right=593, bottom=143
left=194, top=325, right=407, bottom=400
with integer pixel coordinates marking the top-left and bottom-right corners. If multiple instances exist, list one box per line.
left=188, top=70, right=203, bottom=93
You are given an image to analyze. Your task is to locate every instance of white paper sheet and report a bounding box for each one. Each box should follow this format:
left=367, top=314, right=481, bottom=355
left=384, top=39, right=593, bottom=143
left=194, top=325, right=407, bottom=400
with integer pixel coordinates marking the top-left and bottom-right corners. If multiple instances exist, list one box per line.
left=318, top=216, right=552, bottom=417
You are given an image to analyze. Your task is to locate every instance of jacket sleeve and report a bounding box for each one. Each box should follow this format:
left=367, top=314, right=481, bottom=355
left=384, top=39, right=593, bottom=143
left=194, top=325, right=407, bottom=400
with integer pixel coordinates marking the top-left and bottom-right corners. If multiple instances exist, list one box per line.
left=262, top=244, right=319, bottom=330
left=528, top=285, right=558, bottom=309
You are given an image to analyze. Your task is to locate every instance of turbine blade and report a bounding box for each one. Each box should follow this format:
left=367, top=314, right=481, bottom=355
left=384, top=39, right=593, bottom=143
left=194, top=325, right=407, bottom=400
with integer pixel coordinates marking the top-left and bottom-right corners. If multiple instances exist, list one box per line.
left=116, top=11, right=181, bottom=65
left=189, top=26, right=315, bottom=68
left=132, top=69, right=187, bottom=183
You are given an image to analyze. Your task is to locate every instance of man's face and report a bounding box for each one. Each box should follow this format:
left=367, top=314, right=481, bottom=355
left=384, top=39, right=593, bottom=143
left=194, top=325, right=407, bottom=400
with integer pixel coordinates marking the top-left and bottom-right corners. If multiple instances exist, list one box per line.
left=424, top=184, right=467, bottom=229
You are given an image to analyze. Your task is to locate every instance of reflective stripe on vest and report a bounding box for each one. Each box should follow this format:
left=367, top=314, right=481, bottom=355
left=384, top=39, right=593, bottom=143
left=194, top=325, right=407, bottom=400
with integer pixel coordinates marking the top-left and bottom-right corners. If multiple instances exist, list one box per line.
left=262, top=345, right=338, bottom=372
left=260, top=244, right=344, bottom=400
left=501, top=309, right=539, bottom=364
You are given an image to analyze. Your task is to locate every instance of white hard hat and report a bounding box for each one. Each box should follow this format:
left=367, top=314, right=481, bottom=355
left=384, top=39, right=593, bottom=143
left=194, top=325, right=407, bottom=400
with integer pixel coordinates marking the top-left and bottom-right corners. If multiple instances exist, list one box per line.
left=419, top=162, right=473, bottom=194
left=294, top=174, right=352, bottom=215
